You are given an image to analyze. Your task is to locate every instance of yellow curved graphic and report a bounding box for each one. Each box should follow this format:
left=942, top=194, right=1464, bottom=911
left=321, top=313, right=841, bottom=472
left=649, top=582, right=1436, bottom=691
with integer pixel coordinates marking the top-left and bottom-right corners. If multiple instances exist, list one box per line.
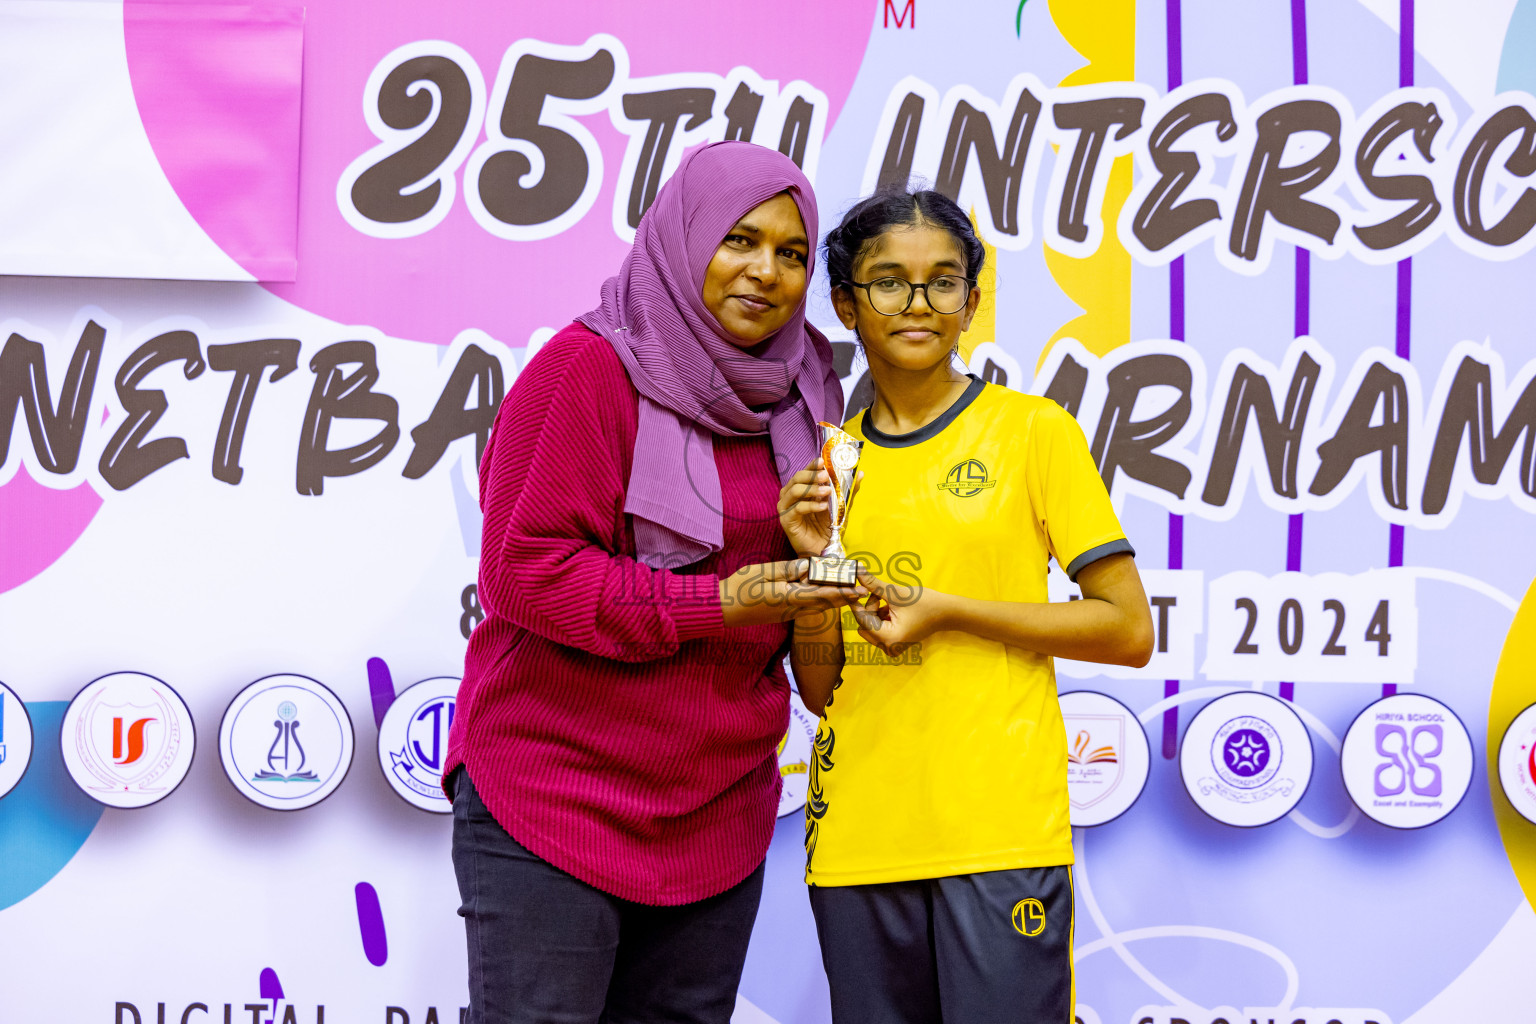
left=1491, top=574, right=1536, bottom=907
left=1041, top=0, right=1137, bottom=365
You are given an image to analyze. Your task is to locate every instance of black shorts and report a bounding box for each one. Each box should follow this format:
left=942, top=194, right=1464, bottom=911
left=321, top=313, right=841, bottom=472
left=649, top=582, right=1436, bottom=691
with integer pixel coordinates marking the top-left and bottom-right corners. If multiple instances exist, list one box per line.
left=809, top=865, right=1074, bottom=1024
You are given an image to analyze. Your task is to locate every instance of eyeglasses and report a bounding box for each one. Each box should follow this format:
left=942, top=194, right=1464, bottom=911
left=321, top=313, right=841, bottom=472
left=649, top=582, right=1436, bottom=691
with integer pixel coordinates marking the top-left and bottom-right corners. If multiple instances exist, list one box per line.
left=847, top=275, right=974, bottom=316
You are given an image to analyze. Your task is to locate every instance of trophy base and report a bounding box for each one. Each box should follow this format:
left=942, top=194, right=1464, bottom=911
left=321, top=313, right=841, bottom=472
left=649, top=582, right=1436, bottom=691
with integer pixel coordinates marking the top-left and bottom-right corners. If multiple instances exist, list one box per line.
left=808, top=556, right=862, bottom=586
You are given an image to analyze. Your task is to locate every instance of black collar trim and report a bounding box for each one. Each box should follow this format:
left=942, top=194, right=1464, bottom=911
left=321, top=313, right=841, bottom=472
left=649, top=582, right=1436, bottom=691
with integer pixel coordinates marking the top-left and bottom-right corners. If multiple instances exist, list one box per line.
left=859, top=375, right=985, bottom=449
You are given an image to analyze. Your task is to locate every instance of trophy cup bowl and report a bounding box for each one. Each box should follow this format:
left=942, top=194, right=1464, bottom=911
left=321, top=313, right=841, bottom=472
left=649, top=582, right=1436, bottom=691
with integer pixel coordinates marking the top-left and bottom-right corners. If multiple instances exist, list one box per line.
left=807, top=422, right=864, bottom=586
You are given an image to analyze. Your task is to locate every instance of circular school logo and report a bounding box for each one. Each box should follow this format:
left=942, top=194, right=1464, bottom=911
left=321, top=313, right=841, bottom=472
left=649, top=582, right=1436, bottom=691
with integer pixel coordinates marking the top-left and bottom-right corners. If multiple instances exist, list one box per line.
left=1011, top=898, right=1046, bottom=937
left=777, top=689, right=818, bottom=817
left=937, top=459, right=996, bottom=497
left=60, top=673, right=196, bottom=809
left=0, top=680, right=36, bottom=800
left=1060, top=691, right=1150, bottom=827
left=219, top=675, right=354, bottom=810
left=377, top=676, right=459, bottom=813
left=1180, top=691, right=1312, bottom=827
left=1341, top=693, right=1474, bottom=829
left=1497, top=702, right=1536, bottom=826
left=1213, top=718, right=1280, bottom=790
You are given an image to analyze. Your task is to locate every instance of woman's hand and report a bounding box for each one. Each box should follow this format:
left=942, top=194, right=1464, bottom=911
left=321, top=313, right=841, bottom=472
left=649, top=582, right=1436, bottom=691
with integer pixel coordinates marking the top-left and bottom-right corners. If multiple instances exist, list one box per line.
left=846, top=571, right=952, bottom=659
left=719, top=559, right=866, bottom=628
left=777, top=458, right=862, bottom=558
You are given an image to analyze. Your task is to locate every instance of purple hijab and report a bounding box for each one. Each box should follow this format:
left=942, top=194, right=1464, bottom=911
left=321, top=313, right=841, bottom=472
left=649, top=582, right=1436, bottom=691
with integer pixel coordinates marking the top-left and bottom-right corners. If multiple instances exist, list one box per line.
left=578, top=141, right=842, bottom=568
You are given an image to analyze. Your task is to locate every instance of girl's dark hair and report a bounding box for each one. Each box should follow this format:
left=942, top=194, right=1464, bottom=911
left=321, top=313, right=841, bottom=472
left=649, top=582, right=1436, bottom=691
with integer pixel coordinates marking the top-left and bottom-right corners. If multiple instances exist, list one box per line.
left=822, top=186, right=985, bottom=291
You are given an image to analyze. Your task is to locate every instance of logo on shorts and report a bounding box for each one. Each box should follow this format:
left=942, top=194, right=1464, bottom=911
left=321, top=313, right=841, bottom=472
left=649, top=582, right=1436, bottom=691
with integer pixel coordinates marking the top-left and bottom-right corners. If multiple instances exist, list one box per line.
left=937, top=459, right=996, bottom=497
left=1011, top=898, right=1046, bottom=937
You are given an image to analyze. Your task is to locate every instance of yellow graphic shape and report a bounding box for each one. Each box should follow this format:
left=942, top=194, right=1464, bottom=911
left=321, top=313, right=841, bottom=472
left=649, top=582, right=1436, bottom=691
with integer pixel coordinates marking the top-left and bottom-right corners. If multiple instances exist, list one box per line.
left=1042, top=0, right=1137, bottom=365
left=1011, top=897, right=1047, bottom=936
left=962, top=208, right=999, bottom=365
left=1491, top=574, right=1536, bottom=907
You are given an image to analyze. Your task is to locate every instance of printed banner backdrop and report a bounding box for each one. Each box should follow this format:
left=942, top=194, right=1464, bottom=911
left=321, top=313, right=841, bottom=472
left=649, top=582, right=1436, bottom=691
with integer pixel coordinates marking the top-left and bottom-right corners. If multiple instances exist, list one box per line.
left=2, top=1, right=1535, bottom=1022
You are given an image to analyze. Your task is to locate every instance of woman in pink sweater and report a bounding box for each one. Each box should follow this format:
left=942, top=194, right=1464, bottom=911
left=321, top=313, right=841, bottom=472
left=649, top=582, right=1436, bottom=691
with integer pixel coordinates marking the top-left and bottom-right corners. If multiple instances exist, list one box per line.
left=443, top=142, right=851, bottom=1024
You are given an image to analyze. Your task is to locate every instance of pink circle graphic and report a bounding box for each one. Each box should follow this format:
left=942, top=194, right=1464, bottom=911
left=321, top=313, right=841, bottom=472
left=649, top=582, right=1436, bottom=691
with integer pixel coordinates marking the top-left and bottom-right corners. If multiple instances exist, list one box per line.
left=125, top=1, right=875, bottom=347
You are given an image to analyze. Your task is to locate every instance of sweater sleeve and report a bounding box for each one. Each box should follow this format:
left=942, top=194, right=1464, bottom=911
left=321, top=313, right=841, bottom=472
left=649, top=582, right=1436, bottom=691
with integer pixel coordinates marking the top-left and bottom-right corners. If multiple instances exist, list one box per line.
left=476, top=324, right=724, bottom=662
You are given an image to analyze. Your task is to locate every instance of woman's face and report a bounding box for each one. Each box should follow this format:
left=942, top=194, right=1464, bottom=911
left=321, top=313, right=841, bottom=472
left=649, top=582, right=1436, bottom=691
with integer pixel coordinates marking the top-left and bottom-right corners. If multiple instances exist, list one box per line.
left=831, top=222, right=979, bottom=373
left=701, top=193, right=811, bottom=347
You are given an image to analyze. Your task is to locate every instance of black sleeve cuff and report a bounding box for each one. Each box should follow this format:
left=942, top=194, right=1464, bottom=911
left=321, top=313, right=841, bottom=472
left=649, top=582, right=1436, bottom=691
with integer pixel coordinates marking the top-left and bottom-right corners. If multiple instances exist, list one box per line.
left=1064, top=538, right=1135, bottom=582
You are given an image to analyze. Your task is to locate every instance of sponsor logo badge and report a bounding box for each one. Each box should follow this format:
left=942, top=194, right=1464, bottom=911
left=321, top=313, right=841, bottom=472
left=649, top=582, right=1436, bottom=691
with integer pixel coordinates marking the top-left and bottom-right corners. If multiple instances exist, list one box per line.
left=1061, top=691, right=1150, bottom=827
left=61, top=673, right=196, bottom=808
left=1011, top=898, right=1046, bottom=937
left=937, top=459, right=997, bottom=497
left=0, top=681, right=36, bottom=799
left=1342, top=693, right=1473, bottom=828
left=377, top=676, right=459, bottom=813
left=1180, top=691, right=1312, bottom=827
left=1498, top=702, right=1536, bottom=826
left=220, top=675, right=354, bottom=810
left=777, top=689, right=818, bottom=817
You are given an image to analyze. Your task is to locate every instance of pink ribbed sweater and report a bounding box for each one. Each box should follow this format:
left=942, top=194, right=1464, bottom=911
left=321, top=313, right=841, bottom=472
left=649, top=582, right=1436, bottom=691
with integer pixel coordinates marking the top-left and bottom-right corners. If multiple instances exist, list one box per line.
left=444, top=323, right=794, bottom=905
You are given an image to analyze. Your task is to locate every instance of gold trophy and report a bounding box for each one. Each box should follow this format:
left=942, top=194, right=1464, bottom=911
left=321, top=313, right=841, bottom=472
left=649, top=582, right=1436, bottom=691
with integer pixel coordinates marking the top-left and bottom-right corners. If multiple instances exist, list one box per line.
left=807, top=422, right=864, bottom=586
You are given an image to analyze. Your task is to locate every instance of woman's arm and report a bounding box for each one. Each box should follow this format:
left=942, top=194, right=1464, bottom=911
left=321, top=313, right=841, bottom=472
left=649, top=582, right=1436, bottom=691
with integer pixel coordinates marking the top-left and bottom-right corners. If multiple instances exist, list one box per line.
left=849, top=553, right=1154, bottom=668
left=480, top=328, right=851, bottom=662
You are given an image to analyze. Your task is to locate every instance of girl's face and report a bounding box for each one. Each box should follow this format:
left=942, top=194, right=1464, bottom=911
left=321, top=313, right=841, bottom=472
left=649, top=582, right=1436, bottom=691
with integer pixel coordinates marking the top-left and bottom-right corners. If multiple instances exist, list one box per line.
left=701, top=193, right=811, bottom=347
left=832, top=222, right=979, bottom=373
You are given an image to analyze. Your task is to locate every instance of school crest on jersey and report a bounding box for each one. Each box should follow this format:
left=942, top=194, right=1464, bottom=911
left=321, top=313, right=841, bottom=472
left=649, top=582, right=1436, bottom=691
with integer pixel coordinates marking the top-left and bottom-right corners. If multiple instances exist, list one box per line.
left=937, top=459, right=996, bottom=497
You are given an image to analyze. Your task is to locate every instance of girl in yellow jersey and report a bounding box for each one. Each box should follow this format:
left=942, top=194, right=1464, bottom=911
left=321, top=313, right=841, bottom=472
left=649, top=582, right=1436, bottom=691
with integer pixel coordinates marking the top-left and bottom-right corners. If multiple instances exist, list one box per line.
left=786, top=188, right=1155, bottom=1024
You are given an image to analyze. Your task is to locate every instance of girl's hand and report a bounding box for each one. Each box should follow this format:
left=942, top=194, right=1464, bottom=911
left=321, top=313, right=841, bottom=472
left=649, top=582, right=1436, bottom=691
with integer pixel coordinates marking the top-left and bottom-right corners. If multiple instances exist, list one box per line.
left=777, top=458, right=862, bottom=558
left=719, top=559, right=867, bottom=627
left=847, top=571, right=950, bottom=659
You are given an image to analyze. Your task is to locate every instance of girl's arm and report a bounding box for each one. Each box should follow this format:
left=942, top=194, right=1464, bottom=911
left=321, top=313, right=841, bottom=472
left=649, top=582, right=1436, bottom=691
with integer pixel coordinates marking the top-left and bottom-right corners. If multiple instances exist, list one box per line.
left=789, top=607, right=844, bottom=716
left=850, top=553, right=1154, bottom=668
left=777, top=458, right=861, bottom=714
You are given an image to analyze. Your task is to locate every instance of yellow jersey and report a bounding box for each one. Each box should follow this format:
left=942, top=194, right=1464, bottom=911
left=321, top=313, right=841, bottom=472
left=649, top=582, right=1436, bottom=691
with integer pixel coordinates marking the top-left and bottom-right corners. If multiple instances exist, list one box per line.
left=805, top=378, right=1133, bottom=886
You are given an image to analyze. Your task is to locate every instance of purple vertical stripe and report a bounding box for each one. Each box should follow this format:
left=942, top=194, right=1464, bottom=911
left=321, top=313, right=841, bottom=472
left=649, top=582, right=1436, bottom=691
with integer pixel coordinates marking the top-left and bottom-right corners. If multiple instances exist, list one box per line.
left=1164, top=511, right=1185, bottom=757
left=1389, top=0, right=1413, bottom=700
left=1287, top=514, right=1304, bottom=572
left=1282, top=0, right=1310, bottom=706
left=1163, top=0, right=1187, bottom=757
left=1294, top=248, right=1311, bottom=337
left=1167, top=0, right=1184, bottom=90
left=1281, top=509, right=1303, bottom=704
left=1170, top=257, right=1186, bottom=341
left=1162, top=682, right=1181, bottom=760
left=1291, top=0, right=1309, bottom=85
